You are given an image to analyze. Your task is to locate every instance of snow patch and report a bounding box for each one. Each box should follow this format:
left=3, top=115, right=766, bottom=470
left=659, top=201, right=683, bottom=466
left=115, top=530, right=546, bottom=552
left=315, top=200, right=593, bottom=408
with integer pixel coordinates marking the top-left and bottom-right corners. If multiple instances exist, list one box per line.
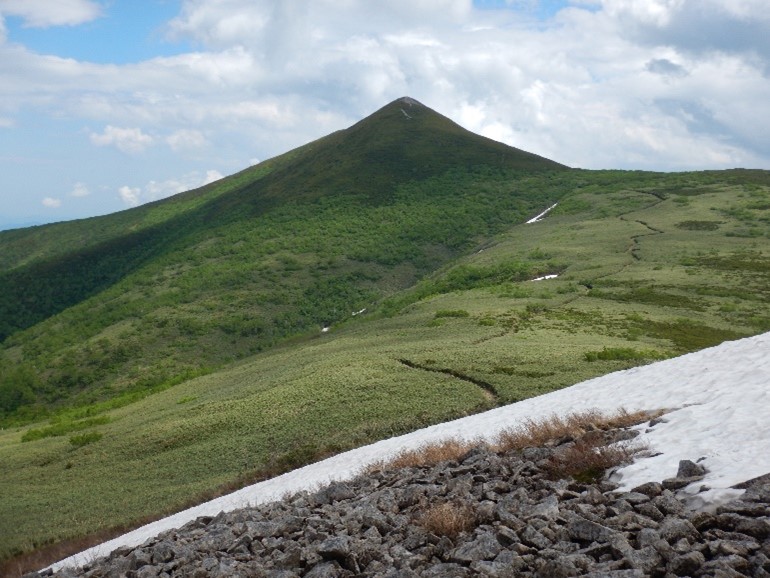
left=526, top=202, right=558, bottom=224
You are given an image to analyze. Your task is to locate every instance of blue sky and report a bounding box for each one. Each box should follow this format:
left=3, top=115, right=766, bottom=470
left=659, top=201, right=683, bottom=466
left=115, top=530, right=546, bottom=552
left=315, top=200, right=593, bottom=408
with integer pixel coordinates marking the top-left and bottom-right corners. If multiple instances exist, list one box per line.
left=1, top=0, right=768, bottom=230
left=3, top=1, right=189, bottom=64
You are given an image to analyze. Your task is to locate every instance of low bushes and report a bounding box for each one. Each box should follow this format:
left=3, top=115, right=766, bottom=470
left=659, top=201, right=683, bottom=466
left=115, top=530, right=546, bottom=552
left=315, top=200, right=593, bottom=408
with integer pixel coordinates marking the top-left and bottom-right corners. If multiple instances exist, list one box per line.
left=583, top=347, right=667, bottom=362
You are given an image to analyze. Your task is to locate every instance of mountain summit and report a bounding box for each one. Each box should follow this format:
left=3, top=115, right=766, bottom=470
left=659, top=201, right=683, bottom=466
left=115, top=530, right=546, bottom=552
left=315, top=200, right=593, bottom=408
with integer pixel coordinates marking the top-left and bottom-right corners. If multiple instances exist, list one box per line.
left=259, top=96, right=565, bottom=203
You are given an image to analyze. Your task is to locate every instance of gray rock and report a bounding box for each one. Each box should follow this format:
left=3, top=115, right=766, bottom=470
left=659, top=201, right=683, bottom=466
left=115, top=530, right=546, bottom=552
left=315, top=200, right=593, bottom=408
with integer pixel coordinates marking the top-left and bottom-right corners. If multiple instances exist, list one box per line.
left=677, top=459, right=706, bottom=478
left=634, top=502, right=664, bottom=522
left=742, top=481, right=770, bottom=503
left=304, top=561, right=346, bottom=578
left=449, top=532, right=502, bottom=563
left=150, top=541, right=175, bottom=564
left=521, top=525, right=552, bottom=550
left=667, top=550, right=705, bottom=576
left=567, top=516, right=618, bottom=543
left=134, top=565, right=160, bottom=578
left=527, top=494, right=561, bottom=520
left=317, top=535, right=352, bottom=561
left=535, top=556, right=580, bottom=578
left=315, top=481, right=356, bottom=505
left=631, top=481, right=663, bottom=497
left=126, top=549, right=152, bottom=570
left=662, top=475, right=704, bottom=490
left=658, top=517, right=699, bottom=543
left=652, top=492, right=685, bottom=516
left=583, top=570, right=645, bottom=577
left=718, top=500, right=770, bottom=517
left=717, top=513, right=770, bottom=538
left=420, top=562, right=469, bottom=577
left=617, top=492, right=650, bottom=505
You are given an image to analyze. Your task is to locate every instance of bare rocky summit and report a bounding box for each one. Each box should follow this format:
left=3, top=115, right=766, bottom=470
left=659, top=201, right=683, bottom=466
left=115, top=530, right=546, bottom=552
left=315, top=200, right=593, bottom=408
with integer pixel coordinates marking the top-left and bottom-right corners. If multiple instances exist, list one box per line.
left=36, top=435, right=770, bottom=578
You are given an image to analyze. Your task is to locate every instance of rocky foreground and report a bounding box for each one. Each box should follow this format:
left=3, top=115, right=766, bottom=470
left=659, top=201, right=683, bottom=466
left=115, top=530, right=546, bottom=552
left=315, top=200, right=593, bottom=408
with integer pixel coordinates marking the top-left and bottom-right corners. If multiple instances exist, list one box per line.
left=36, top=429, right=770, bottom=578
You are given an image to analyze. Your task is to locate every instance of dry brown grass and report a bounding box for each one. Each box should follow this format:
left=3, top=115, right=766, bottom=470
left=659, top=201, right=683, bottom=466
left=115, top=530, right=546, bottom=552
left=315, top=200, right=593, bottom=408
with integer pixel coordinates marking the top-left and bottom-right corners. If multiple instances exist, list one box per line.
left=365, top=438, right=478, bottom=472
left=492, top=407, right=661, bottom=453
left=418, top=501, right=477, bottom=539
left=365, top=407, right=661, bottom=482
left=544, top=433, right=649, bottom=483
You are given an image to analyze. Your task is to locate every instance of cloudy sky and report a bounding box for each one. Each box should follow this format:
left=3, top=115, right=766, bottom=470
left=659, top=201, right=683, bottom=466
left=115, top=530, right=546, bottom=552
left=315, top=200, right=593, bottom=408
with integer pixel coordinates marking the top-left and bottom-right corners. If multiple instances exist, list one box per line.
left=0, top=0, right=768, bottom=229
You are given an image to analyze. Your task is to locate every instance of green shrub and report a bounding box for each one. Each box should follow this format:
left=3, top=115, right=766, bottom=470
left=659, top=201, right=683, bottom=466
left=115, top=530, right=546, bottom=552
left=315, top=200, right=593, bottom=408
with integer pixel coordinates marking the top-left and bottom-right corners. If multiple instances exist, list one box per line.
left=584, top=347, right=666, bottom=362
left=21, top=416, right=111, bottom=443
left=434, top=309, right=470, bottom=319
left=675, top=220, right=722, bottom=231
left=69, top=431, right=103, bottom=447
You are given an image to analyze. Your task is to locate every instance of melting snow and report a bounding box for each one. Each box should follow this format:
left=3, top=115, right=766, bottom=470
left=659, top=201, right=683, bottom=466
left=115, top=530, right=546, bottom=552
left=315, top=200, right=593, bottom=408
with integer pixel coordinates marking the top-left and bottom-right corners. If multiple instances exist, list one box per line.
left=526, top=202, right=558, bottom=224
left=532, top=274, right=559, bottom=281
left=51, top=331, right=770, bottom=570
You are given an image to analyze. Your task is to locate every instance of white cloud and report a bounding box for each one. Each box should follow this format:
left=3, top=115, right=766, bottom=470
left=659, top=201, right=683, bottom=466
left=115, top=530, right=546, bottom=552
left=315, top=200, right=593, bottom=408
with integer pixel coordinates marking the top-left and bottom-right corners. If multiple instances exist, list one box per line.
left=0, top=0, right=102, bottom=28
left=118, top=170, right=224, bottom=208
left=201, top=169, right=223, bottom=185
left=41, top=196, right=62, bottom=208
left=90, top=126, right=154, bottom=154
left=70, top=182, right=89, bottom=197
left=118, top=186, right=141, bottom=207
left=166, top=129, right=208, bottom=152
left=599, top=0, right=685, bottom=26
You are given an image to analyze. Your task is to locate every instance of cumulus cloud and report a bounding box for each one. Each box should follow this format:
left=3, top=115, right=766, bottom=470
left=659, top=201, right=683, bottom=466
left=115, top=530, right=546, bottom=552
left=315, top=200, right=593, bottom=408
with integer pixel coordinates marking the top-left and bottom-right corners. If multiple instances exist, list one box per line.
left=0, top=0, right=102, bottom=28
left=598, top=0, right=770, bottom=60
left=90, top=126, right=154, bottom=154
left=118, top=186, right=141, bottom=207
left=118, top=169, right=224, bottom=208
left=41, top=196, right=62, bottom=208
left=70, top=182, right=89, bottom=197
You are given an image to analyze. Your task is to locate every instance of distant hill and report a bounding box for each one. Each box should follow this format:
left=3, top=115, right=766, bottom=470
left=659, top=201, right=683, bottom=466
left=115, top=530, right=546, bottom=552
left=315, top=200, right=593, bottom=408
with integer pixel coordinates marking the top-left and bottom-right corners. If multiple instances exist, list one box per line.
left=0, top=97, right=566, bottom=420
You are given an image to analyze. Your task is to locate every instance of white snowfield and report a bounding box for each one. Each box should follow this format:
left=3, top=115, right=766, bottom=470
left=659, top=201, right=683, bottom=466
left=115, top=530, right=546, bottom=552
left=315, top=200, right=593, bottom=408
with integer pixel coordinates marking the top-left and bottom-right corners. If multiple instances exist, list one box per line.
left=51, top=331, right=770, bottom=571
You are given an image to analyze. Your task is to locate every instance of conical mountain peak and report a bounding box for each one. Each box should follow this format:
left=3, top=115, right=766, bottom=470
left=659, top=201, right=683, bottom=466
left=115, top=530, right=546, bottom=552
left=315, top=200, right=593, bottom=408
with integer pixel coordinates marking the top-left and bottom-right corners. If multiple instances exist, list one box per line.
left=262, top=97, right=566, bottom=204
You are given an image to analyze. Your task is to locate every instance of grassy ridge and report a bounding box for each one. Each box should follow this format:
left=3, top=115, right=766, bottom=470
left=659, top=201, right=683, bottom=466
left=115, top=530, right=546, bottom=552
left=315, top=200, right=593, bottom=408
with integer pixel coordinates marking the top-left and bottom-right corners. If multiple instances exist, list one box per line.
left=1, top=168, right=768, bottom=565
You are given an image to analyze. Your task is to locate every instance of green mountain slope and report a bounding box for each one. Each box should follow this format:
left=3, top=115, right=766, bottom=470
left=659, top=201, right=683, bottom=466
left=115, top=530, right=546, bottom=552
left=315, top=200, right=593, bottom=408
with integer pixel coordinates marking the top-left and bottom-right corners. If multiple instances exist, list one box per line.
left=1, top=165, right=769, bottom=570
left=0, top=97, right=567, bottom=421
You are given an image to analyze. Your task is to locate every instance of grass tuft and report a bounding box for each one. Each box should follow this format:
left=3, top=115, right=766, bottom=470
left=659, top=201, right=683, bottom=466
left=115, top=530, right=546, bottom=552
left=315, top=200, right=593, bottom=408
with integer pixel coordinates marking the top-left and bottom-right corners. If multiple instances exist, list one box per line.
left=545, top=433, right=647, bottom=483
left=418, top=501, right=477, bottom=539
left=366, top=438, right=476, bottom=472
left=492, top=408, right=657, bottom=453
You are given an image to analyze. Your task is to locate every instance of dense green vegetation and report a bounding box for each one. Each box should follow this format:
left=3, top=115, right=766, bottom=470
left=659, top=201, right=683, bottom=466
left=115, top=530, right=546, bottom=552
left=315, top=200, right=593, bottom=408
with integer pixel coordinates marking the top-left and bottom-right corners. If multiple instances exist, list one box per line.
left=0, top=98, right=769, bottom=568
